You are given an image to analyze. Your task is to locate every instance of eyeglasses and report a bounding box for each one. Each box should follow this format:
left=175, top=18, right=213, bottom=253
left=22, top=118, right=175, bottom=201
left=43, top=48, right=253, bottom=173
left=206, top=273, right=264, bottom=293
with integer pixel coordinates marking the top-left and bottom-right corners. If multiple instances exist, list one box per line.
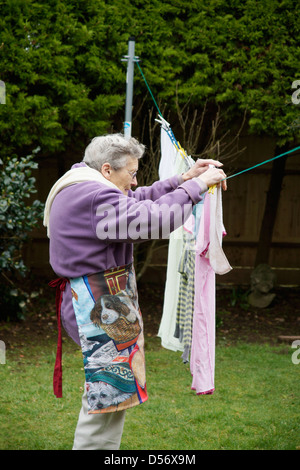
left=127, top=169, right=138, bottom=180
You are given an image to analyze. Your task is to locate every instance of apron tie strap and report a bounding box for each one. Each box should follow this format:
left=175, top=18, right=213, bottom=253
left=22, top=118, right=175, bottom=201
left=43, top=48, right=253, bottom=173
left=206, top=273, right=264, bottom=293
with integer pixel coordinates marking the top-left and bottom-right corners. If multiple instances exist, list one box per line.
left=49, top=277, right=69, bottom=398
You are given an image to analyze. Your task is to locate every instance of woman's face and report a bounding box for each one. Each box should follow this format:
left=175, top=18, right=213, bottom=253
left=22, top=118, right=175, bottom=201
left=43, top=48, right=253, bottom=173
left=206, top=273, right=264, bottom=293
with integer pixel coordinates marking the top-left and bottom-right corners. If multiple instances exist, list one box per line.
left=106, top=156, right=139, bottom=195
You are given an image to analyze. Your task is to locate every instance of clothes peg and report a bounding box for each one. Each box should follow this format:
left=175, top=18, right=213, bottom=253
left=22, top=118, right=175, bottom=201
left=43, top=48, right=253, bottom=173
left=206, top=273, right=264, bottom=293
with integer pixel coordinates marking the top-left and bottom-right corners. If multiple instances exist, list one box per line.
left=155, top=115, right=170, bottom=131
left=208, top=184, right=216, bottom=194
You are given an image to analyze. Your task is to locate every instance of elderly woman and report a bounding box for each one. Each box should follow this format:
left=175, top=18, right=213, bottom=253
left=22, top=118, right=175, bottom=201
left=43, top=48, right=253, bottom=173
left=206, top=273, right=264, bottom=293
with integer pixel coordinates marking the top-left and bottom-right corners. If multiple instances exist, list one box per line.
left=44, top=133, right=226, bottom=450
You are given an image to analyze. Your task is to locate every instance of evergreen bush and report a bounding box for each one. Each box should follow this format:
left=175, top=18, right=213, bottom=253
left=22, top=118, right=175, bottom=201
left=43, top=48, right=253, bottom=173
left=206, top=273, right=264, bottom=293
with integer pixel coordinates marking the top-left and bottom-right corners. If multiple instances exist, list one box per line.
left=0, top=148, right=44, bottom=320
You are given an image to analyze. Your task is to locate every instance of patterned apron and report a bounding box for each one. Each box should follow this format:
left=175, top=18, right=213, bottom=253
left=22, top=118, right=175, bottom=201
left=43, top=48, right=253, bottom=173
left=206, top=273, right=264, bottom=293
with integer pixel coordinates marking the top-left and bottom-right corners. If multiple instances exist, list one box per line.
left=70, top=263, right=148, bottom=414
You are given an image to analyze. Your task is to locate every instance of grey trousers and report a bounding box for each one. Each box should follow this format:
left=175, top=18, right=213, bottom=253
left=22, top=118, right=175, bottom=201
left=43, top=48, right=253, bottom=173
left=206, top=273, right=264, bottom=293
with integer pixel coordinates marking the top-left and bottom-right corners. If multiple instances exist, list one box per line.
left=72, top=387, right=126, bottom=450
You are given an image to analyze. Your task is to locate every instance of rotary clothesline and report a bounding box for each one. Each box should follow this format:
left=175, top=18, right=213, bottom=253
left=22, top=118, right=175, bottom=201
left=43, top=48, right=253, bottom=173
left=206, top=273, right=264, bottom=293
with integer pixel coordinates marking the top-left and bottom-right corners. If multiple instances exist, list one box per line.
left=137, top=61, right=299, bottom=395
left=136, top=61, right=300, bottom=178
left=157, top=118, right=232, bottom=394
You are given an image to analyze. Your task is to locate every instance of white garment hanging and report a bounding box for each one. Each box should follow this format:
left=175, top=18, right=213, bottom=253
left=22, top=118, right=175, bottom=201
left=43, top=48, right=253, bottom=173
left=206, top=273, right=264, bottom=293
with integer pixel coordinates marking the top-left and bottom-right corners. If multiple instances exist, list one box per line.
left=158, top=127, right=178, bottom=180
left=157, top=125, right=192, bottom=352
left=206, top=187, right=232, bottom=275
left=158, top=226, right=185, bottom=352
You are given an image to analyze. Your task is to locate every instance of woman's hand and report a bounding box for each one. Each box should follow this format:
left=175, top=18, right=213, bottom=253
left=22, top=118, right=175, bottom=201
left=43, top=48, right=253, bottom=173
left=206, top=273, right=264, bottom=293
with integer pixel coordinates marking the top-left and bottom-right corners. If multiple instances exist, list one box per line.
left=182, top=159, right=223, bottom=181
left=198, top=167, right=227, bottom=191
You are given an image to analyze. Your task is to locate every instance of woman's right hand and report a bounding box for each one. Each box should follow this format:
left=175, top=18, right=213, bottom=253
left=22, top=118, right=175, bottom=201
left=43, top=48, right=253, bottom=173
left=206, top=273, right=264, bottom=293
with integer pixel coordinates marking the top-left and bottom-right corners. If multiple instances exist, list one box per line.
left=197, top=167, right=227, bottom=191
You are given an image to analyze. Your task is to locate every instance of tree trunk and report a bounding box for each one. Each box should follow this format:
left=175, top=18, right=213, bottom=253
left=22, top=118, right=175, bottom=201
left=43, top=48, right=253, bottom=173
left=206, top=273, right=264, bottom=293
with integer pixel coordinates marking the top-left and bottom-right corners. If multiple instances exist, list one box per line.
left=254, top=144, right=288, bottom=266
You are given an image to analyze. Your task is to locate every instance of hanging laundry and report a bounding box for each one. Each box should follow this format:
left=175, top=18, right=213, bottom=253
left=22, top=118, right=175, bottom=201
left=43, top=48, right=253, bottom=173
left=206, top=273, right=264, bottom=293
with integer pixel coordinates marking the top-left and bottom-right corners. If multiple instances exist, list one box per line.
left=174, top=199, right=205, bottom=363
left=174, top=229, right=195, bottom=363
left=135, top=61, right=299, bottom=396
left=157, top=120, right=193, bottom=352
left=155, top=115, right=231, bottom=395
left=157, top=224, right=185, bottom=352
left=190, top=186, right=231, bottom=395
left=158, top=125, right=177, bottom=180
left=206, top=184, right=232, bottom=275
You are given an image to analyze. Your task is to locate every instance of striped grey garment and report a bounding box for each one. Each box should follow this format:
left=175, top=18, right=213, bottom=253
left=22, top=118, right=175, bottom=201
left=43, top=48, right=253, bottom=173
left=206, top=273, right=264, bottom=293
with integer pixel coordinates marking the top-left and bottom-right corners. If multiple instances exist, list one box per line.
left=174, top=231, right=196, bottom=363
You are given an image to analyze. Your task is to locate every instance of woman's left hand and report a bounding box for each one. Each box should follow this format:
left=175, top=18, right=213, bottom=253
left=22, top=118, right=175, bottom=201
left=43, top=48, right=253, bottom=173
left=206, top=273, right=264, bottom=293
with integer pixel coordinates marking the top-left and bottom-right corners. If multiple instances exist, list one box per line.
left=182, top=158, right=223, bottom=181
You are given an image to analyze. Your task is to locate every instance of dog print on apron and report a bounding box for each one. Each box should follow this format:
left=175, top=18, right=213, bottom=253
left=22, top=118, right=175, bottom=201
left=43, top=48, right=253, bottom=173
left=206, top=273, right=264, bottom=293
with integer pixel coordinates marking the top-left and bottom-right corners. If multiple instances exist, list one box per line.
left=70, top=264, right=148, bottom=414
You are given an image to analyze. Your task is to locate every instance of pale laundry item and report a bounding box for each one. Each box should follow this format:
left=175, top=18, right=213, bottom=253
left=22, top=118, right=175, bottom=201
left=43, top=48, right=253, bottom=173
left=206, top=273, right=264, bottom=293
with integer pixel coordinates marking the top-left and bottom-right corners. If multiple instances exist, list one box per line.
left=158, top=226, right=185, bottom=352
left=157, top=124, right=193, bottom=352
left=190, top=187, right=231, bottom=394
left=174, top=229, right=195, bottom=362
left=158, top=127, right=178, bottom=180
left=174, top=197, right=206, bottom=363
left=190, top=192, right=215, bottom=394
left=157, top=116, right=193, bottom=180
left=206, top=185, right=232, bottom=275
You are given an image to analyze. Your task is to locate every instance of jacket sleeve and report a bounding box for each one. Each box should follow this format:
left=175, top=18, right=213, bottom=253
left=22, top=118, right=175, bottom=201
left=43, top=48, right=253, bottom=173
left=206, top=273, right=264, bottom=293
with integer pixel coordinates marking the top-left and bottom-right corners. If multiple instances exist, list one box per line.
left=130, top=175, right=183, bottom=201
left=92, top=178, right=207, bottom=243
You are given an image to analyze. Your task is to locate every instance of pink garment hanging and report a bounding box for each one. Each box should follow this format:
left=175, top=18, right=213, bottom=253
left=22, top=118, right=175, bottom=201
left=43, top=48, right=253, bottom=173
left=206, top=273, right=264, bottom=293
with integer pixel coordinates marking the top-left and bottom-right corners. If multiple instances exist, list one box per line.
left=190, top=188, right=231, bottom=395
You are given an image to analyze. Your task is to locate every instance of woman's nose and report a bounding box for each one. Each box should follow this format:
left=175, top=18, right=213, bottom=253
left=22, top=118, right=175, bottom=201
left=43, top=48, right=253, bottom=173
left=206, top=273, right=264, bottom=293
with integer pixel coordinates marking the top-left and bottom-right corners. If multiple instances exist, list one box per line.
left=131, top=176, right=138, bottom=186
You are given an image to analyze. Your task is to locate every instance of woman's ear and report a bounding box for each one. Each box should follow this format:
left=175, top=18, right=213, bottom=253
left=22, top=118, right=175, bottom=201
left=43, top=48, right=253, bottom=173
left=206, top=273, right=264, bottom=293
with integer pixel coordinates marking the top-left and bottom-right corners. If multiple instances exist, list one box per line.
left=101, top=162, right=112, bottom=179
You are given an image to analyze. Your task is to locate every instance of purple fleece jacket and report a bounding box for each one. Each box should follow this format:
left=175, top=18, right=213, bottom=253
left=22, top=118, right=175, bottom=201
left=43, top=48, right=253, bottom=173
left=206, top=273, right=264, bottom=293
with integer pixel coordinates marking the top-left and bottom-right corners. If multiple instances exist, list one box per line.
left=49, top=162, right=207, bottom=345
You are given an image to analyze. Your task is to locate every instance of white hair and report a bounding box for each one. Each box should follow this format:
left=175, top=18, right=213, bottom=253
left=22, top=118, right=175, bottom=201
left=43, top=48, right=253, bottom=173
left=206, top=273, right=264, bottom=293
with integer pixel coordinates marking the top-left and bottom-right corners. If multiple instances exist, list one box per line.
left=83, top=133, right=145, bottom=171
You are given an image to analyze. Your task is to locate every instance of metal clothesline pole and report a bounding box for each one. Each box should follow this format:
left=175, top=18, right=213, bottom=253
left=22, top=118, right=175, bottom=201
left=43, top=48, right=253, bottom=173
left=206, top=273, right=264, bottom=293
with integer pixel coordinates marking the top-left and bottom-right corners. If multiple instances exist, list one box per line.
left=121, top=37, right=139, bottom=140
left=0, top=80, right=5, bottom=104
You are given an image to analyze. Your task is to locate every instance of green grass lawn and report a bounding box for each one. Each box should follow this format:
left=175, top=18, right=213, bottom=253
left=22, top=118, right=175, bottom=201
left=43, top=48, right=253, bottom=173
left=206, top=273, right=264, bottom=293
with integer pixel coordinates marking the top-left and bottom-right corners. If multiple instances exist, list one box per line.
left=0, top=336, right=299, bottom=450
